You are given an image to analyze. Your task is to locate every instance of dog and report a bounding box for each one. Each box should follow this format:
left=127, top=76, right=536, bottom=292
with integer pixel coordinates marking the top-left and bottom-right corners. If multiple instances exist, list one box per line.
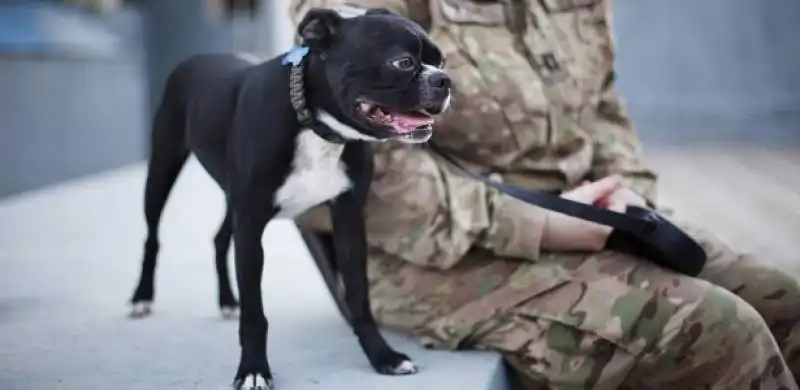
left=127, top=7, right=451, bottom=390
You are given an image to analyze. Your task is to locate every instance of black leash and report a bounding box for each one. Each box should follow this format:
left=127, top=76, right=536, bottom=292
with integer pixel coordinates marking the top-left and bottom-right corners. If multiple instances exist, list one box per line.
left=423, top=143, right=706, bottom=277
left=424, top=142, right=657, bottom=236
left=283, top=45, right=707, bottom=277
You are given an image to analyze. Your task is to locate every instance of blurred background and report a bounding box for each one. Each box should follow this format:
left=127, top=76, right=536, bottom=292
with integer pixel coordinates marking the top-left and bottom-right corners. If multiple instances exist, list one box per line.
left=0, top=0, right=292, bottom=198
left=1, top=0, right=799, bottom=198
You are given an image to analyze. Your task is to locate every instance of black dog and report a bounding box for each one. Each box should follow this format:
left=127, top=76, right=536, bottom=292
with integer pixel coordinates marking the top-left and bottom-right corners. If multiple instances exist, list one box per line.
left=127, top=7, right=451, bottom=390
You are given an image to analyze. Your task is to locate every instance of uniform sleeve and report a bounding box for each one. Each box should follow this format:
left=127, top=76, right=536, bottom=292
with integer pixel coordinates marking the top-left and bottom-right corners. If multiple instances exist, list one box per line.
left=295, top=145, right=549, bottom=270
left=479, top=185, right=550, bottom=264
left=429, top=155, right=551, bottom=267
left=587, top=75, right=659, bottom=206
left=585, top=3, right=659, bottom=206
left=360, top=146, right=550, bottom=270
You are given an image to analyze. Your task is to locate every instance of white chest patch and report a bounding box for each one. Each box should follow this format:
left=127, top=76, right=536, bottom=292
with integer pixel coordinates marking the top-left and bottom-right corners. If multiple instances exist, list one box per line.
left=273, top=129, right=352, bottom=219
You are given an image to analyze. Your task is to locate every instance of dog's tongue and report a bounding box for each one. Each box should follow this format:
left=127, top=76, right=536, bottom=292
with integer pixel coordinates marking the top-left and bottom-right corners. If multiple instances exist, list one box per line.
left=389, top=111, right=434, bottom=133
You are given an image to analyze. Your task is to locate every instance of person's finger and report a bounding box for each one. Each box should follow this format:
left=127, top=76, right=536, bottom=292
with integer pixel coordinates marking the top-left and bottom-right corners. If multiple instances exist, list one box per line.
left=562, top=175, right=622, bottom=203
left=579, top=174, right=622, bottom=201
left=608, top=200, right=626, bottom=213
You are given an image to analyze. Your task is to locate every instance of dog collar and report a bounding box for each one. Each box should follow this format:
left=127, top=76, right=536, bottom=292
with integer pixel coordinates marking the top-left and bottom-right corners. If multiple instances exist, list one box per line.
left=283, top=45, right=347, bottom=144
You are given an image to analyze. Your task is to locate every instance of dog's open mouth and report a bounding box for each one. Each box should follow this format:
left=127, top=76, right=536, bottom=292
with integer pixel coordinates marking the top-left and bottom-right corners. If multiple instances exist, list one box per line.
left=357, top=101, right=434, bottom=134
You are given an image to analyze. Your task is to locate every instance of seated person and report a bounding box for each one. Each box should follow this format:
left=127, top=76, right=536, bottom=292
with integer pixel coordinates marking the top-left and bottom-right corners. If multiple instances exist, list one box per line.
left=289, top=0, right=800, bottom=388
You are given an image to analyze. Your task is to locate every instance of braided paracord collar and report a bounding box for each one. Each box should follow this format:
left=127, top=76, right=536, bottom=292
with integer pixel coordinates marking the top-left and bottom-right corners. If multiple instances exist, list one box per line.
left=284, top=45, right=347, bottom=144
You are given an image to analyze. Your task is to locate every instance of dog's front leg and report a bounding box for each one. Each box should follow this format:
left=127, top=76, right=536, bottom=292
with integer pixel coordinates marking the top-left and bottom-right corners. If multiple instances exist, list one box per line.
left=330, top=146, right=417, bottom=376
left=231, top=202, right=274, bottom=390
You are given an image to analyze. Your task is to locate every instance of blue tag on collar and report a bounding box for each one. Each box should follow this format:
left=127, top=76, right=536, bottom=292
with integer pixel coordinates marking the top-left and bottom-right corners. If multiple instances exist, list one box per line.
left=282, top=45, right=310, bottom=67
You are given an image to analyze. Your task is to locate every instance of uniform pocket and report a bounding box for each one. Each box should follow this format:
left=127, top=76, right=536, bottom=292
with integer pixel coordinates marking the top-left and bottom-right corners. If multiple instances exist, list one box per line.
left=438, top=0, right=505, bottom=25
left=420, top=262, right=573, bottom=349
left=428, top=26, right=555, bottom=168
left=539, top=0, right=601, bottom=13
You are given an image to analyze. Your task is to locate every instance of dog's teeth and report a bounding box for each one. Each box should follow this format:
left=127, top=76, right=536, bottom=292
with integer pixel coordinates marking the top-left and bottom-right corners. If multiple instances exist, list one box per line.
left=360, top=102, right=373, bottom=113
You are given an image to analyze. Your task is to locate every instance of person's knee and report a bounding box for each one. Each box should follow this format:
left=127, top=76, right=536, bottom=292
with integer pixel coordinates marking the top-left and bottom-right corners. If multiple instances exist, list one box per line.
left=671, top=286, right=769, bottom=358
left=711, top=255, right=800, bottom=325
left=733, top=261, right=800, bottom=372
left=641, top=285, right=791, bottom=388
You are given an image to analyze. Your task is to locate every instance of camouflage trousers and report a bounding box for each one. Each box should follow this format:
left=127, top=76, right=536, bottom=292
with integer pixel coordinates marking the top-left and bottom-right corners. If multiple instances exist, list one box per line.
left=296, top=148, right=800, bottom=389
left=301, top=214, right=800, bottom=390
left=463, top=240, right=800, bottom=390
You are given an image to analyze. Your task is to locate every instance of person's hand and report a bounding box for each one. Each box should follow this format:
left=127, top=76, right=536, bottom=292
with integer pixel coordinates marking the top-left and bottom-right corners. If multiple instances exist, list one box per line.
left=541, top=174, right=625, bottom=252
left=596, top=186, right=648, bottom=210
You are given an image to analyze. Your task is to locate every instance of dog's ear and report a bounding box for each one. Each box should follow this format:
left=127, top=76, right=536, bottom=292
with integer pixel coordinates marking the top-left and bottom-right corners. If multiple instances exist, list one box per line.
left=365, top=8, right=396, bottom=16
left=298, top=8, right=343, bottom=47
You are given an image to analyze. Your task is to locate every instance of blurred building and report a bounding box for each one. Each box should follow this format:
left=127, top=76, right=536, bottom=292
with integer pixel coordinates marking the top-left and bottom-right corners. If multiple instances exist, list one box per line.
left=0, top=0, right=278, bottom=197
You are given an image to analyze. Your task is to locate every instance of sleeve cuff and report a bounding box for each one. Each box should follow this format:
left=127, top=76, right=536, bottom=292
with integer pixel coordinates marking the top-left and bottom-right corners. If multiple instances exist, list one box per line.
left=623, top=176, right=658, bottom=208
left=479, top=190, right=549, bottom=262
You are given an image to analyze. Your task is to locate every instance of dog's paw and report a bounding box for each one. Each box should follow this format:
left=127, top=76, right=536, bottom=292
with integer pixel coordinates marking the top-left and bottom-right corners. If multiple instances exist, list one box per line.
left=233, top=373, right=273, bottom=390
left=128, top=301, right=152, bottom=319
left=220, top=305, right=240, bottom=320
left=372, top=350, right=418, bottom=376
left=389, top=359, right=418, bottom=375
left=233, top=359, right=273, bottom=390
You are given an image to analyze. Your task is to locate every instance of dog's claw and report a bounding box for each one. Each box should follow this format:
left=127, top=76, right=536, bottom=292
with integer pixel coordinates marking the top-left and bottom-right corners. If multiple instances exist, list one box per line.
left=221, top=306, right=240, bottom=320
left=128, top=302, right=152, bottom=319
left=234, top=374, right=273, bottom=390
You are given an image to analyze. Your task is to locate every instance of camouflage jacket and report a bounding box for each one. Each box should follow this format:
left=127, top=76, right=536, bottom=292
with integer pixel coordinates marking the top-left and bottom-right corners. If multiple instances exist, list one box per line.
left=289, top=0, right=658, bottom=270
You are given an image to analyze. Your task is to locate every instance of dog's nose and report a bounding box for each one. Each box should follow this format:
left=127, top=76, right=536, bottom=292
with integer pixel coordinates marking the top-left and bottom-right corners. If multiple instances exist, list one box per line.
left=428, top=71, right=451, bottom=90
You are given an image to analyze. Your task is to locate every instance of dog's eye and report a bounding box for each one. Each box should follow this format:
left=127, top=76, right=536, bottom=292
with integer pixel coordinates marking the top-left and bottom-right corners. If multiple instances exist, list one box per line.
left=390, top=57, right=416, bottom=71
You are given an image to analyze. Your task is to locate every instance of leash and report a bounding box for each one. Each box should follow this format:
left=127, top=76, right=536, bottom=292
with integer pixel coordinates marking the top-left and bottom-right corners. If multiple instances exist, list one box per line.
left=421, top=143, right=706, bottom=277
left=423, top=142, right=656, bottom=235
left=422, top=143, right=706, bottom=276
left=282, top=45, right=707, bottom=277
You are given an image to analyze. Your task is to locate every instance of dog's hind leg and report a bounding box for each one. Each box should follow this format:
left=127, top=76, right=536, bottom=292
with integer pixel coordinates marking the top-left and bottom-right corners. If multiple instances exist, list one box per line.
left=129, top=104, right=189, bottom=319
left=215, top=206, right=240, bottom=319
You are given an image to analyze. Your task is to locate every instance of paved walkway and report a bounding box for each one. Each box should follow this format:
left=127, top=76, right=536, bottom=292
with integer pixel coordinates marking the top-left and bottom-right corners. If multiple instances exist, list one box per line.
left=0, top=159, right=506, bottom=390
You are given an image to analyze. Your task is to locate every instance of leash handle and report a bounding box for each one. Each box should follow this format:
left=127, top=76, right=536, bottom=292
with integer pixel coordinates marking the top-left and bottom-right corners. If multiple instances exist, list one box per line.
left=424, top=142, right=658, bottom=235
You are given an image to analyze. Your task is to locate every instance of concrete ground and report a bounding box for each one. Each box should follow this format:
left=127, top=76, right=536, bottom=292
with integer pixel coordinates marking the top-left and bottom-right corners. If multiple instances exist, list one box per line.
left=0, top=160, right=506, bottom=390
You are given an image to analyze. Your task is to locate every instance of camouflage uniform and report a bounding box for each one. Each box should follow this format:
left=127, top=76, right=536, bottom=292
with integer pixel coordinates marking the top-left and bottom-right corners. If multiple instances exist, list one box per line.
left=288, top=0, right=800, bottom=388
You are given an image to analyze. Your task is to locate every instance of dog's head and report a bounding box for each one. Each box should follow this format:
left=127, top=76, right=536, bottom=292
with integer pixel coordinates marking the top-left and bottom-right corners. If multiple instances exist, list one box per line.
left=298, top=7, right=451, bottom=143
